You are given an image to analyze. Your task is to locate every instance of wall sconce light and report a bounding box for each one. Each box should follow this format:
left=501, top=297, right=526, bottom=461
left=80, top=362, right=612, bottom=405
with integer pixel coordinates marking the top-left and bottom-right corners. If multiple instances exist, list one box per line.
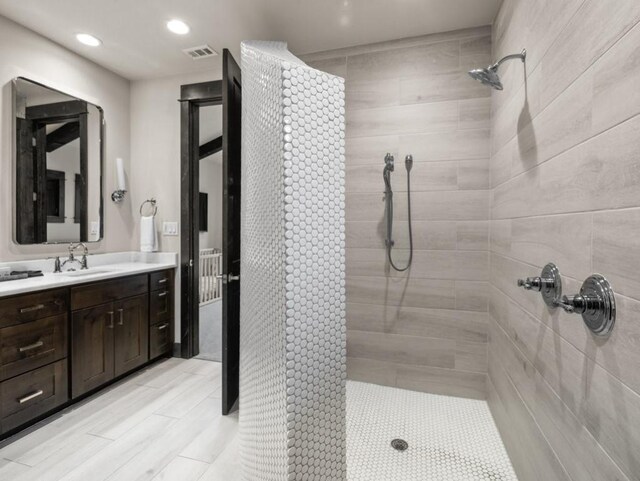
left=112, top=157, right=127, bottom=203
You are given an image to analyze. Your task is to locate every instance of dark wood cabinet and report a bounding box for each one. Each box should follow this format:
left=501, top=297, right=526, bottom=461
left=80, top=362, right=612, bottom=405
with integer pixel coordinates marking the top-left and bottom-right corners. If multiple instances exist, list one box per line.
left=150, top=287, right=173, bottom=323
left=114, top=295, right=149, bottom=377
left=0, top=268, right=174, bottom=438
left=71, top=303, right=115, bottom=398
left=70, top=274, right=147, bottom=311
left=0, top=313, right=67, bottom=381
left=0, top=359, right=67, bottom=433
left=71, top=294, right=150, bottom=398
left=0, top=288, right=67, bottom=328
left=0, top=288, right=70, bottom=437
left=150, top=321, right=173, bottom=359
left=149, top=269, right=175, bottom=360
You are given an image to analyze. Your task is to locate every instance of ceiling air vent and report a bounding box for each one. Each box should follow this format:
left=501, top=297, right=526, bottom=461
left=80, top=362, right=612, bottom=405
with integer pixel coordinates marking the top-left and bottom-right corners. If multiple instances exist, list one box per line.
left=183, top=45, right=218, bottom=60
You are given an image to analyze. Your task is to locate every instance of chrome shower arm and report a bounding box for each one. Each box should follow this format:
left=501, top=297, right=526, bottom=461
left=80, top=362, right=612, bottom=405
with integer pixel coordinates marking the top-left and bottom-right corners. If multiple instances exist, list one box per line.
left=493, top=49, right=526, bottom=69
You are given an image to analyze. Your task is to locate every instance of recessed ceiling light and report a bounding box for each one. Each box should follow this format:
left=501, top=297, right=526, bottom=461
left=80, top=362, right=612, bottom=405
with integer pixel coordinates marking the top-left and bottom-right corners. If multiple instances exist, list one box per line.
left=76, top=33, right=102, bottom=47
left=167, top=19, right=190, bottom=35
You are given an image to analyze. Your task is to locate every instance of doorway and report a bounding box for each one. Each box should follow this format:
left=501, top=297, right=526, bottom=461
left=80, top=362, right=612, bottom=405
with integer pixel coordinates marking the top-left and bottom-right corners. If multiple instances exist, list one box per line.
left=197, top=104, right=223, bottom=362
left=179, top=50, right=242, bottom=415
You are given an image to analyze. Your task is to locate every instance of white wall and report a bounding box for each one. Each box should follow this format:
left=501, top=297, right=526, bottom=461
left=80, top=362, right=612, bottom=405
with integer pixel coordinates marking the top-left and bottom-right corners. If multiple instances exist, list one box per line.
left=130, top=68, right=222, bottom=343
left=199, top=152, right=223, bottom=250
left=0, top=14, right=131, bottom=260
left=198, top=103, right=223, bottom=250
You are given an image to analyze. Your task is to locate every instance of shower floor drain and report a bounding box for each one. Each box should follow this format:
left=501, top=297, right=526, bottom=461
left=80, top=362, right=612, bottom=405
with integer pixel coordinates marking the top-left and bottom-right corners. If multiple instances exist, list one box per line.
left=391, top=439, right=409, bottom=451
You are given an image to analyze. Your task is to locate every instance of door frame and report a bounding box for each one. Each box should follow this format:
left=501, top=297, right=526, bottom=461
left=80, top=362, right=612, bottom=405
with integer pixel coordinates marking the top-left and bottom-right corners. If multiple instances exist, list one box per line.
left=179, top=80, right=222, bottom=359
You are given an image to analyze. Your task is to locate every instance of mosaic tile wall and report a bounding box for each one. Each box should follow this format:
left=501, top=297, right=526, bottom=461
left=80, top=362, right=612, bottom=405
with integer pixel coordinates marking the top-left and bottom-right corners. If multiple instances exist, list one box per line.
left=239, top=41, right=347, bottom=481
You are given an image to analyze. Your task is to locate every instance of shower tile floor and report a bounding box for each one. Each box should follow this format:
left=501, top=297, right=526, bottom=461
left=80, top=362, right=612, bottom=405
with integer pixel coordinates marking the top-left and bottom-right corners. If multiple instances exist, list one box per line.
left=0, top=359, right=517, bottom=480
left=347, top=381, right=518, bottom=481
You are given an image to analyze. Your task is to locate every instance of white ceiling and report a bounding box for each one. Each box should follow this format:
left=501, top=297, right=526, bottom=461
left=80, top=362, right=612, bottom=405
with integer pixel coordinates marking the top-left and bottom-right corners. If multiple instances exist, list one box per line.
left=0, top=0, right=499, bottom=80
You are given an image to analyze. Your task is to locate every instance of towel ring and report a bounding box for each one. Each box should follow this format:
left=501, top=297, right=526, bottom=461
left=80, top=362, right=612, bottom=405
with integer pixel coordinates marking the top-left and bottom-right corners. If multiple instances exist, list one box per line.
left=140, top=198, right=158, bottom=217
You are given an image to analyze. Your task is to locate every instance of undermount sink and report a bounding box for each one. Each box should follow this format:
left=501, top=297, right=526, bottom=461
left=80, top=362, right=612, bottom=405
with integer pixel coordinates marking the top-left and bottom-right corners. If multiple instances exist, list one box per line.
left=60, top=268, right=118, bottom=277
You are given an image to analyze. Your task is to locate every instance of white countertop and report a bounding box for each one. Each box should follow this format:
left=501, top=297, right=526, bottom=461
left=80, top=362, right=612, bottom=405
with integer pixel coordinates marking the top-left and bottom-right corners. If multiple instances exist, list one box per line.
left=0, top=251, right=178, bottom=298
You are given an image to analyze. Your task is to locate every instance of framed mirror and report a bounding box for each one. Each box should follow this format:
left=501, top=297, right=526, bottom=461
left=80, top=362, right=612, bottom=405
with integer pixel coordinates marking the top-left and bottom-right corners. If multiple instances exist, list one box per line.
left=13, top=77, right=104, bottom=244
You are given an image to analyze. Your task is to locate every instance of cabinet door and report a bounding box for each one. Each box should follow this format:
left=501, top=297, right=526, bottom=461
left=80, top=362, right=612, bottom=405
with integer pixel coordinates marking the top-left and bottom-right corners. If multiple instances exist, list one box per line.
left=71, top=303, right=115, bottom=398
left=114, top=295, right=149, bottom=377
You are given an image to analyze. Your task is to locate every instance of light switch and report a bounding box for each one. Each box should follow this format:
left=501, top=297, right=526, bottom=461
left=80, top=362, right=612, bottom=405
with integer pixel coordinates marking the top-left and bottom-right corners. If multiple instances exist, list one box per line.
left=163, top=221, right=179, bottom=236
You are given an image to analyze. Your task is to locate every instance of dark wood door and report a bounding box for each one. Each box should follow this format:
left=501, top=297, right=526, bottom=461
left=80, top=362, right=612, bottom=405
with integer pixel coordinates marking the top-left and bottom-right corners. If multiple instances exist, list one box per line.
left=114, top=295, right=149, bottom=377
left=222, top=49, right=242, bottom=415
left=15, top=118, right=36, bottom=244
left=71, top=303, right=115, bottom=398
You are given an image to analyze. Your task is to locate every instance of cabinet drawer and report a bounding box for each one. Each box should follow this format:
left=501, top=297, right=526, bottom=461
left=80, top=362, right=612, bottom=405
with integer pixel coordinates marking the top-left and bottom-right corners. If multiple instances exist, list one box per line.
left=0, top=359, right=68, bottom=433
left=150, top=270, right=173, bottom=292
left=71, top=275, right=147, bottom=310
left=0, top=314, right=68, bottom=381
left=150, top=320, right=173, bottom=359
left=150, top=287, right=173, bottom=323
left=0, top=289, right=67, bottom=329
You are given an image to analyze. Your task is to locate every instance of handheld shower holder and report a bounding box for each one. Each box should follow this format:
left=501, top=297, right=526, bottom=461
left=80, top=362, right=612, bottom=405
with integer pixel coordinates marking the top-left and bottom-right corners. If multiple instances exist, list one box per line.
left=384, top=153, right=394, bottom=172
left=405, top=154, right=413, bottom=171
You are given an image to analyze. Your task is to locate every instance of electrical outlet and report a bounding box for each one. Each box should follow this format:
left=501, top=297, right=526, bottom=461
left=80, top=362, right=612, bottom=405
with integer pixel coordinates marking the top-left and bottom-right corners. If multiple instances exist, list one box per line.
left=90, top=222, right=99, bottom=236
left=163, top=221, right=179, bottom=236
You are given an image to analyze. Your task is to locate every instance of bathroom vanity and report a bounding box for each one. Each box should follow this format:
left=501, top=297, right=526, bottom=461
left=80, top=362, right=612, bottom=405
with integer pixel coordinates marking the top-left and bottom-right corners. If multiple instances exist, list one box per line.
left=1, top=75, right=181, bottom=440
left=0, top=255, right=176, bottom=439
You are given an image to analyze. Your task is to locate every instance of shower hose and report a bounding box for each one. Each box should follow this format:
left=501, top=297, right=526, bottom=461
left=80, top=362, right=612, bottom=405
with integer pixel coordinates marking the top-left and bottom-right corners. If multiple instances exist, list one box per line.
left=383, top=163, right=413, bottom=271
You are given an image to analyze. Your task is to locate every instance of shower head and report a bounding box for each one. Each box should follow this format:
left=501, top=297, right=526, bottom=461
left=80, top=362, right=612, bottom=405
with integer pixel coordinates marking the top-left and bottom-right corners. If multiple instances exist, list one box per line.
left=468, top=49, right=526, bottom=91
left=468, top=65, right=503, bottom=90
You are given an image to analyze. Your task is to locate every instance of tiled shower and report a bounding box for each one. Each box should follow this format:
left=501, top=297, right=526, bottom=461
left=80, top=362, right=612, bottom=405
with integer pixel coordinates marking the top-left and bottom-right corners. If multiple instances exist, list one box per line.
left=0, top=0, right=636, bottom=479
left=294, top=0, right=640, bottom=480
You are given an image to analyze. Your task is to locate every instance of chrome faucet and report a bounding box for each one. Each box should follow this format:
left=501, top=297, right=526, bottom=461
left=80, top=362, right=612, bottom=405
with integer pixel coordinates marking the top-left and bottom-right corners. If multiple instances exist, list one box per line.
left=62, top=243, right=89, bottom=271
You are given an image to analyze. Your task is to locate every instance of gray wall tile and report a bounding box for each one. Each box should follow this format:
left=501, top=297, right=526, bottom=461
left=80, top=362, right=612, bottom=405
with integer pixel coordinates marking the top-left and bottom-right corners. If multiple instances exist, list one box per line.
left=488, top=2, right=640, bottom=480
left=317, top=28, right=492, bottom=398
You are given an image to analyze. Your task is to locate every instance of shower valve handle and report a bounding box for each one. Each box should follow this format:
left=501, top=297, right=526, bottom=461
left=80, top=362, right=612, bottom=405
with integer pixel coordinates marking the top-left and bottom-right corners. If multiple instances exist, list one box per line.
left=516, top=263, right=563, bottom=307
left=517, top=277, right=543, bottom=291
left=552, top=274, right=616, bottom=336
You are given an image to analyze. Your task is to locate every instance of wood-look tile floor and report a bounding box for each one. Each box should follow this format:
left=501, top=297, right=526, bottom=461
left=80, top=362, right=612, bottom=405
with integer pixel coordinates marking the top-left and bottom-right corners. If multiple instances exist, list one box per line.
left=0, top=358, right=240, bottom=481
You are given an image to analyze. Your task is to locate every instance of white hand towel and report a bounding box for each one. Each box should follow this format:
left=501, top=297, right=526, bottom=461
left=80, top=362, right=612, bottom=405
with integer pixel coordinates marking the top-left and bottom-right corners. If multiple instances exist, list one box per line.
left=140, top=215, right=157, bottom=252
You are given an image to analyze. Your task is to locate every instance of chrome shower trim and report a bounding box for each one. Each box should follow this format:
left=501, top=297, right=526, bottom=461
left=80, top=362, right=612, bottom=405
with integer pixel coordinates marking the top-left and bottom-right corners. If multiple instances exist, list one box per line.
left=493, top=49, right=526, bottom=69
left=468, top=49, right=526, bottom=90
left=517, top=262, right=562, bottom=307
left=555, top=274, right=616, bottom=336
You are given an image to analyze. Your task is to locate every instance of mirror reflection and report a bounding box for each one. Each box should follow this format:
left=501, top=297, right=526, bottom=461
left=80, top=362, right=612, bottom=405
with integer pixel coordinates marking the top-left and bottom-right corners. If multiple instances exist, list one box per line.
left=14, top=77, right=103, bottom=244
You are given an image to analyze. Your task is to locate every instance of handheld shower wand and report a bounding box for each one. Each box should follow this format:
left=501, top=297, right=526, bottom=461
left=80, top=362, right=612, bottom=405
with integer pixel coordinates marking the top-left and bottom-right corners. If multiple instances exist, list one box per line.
left=383, top=153, right=413, bottom=271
